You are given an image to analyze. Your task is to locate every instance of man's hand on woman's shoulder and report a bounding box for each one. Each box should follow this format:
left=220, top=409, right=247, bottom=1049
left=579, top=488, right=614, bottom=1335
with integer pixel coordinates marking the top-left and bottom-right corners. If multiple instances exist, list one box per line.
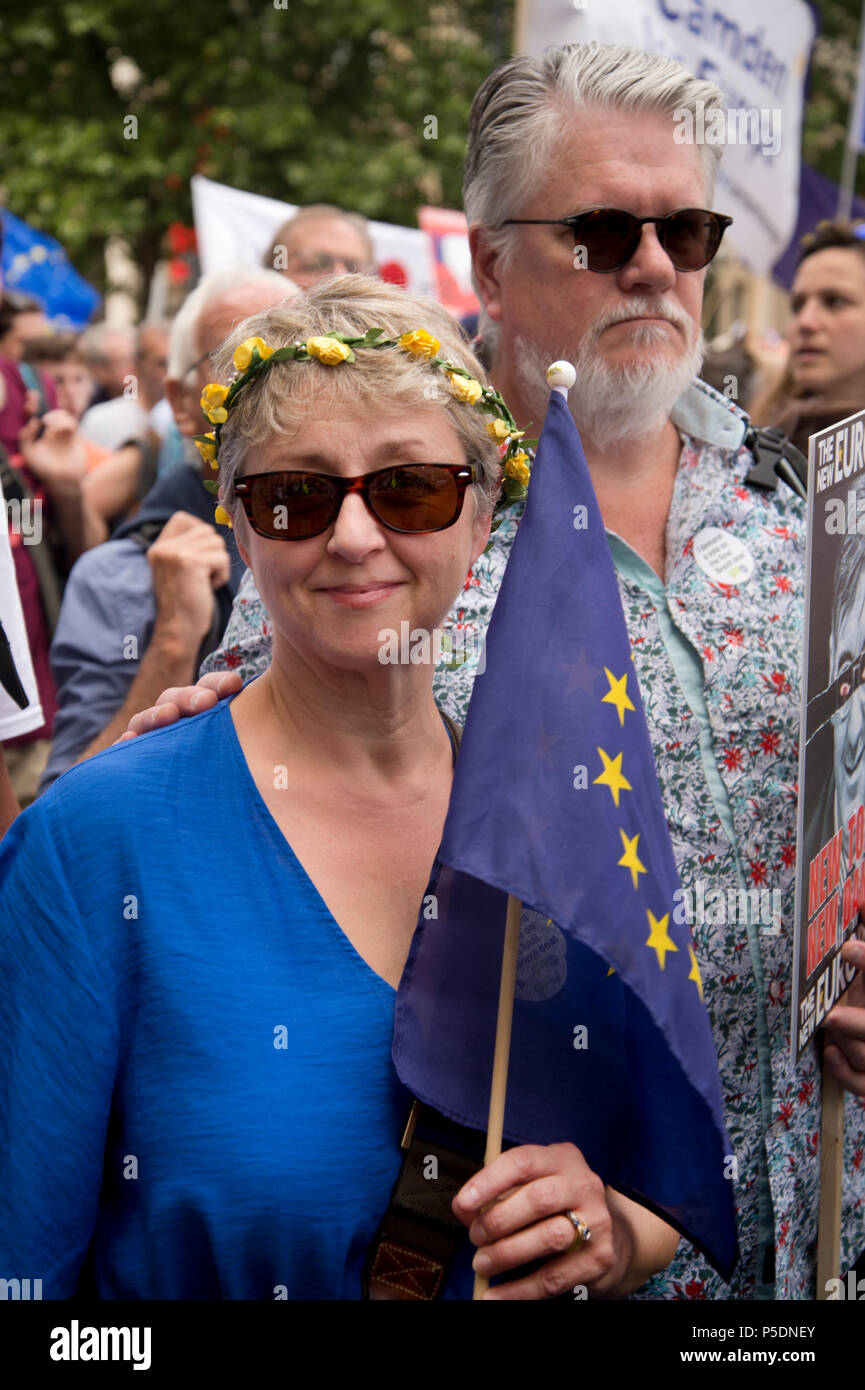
left=117, top=671, right=243, bottom=742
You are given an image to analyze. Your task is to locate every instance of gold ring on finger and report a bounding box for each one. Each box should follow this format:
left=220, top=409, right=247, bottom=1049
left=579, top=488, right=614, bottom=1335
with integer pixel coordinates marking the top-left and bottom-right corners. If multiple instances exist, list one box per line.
left=562, top=1210, right=591, bottom=1253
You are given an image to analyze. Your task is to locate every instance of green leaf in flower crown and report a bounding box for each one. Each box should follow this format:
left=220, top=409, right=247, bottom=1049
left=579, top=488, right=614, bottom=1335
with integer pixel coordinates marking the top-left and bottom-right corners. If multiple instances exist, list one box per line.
left=501, top=477, right=527, bottom=505
left=362, top=328, right=386, bottom=344
left=203, top=479, right=219, bottom=495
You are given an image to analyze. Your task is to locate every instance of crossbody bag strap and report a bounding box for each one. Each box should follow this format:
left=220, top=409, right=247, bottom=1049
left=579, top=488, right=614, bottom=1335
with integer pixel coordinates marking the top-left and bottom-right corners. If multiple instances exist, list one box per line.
left=363, top=1101, right=482, bottom=1301
left=743, top=425, right=808, bottom=499
left=363, top=714, right=472, bottom=1299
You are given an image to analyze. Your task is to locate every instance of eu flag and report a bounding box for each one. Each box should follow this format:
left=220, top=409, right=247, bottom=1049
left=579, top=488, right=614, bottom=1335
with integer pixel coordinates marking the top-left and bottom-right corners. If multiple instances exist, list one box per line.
left=1, top=209, right=100, bottom=330
left=393, top=390, right=738, bottom=1280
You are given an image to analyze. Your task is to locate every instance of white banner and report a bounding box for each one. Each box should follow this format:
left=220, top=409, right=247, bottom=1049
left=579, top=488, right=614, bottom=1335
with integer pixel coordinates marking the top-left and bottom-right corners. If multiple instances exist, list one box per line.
left=519, top=0, right=816, bottom=276
left=191, top=175, right=435, bottom=297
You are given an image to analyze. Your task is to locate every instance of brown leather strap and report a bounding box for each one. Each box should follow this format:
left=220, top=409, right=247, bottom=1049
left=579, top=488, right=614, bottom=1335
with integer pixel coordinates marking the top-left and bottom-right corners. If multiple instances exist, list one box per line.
left=363, top=1109, right=481, bottom=1300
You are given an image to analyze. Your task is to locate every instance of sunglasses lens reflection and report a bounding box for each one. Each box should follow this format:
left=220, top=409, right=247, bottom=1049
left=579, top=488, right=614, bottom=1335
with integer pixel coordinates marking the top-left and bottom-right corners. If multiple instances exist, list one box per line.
left=370, top=467, right=462, bottom=533
left=243, top=467, right=465, bottom=539
left=660, top=211, right=722, bottom=270
left=577, top=211, right=637, bottom=272
left=575, top=210, right=725, bottom=272
left=249, top=473, right=339, bottom=539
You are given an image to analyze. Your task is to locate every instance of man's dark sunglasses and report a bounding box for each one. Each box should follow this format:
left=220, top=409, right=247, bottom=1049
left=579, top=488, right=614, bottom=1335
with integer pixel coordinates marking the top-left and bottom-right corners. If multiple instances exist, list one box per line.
left=233, top=463, right=476, bottom=540
left=502, top=207, right=733, bottom=273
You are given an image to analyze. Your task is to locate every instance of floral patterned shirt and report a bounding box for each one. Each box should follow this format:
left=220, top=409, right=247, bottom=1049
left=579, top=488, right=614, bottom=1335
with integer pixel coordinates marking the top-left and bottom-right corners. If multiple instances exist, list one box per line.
left=202, top=380, right=865, bottom=1299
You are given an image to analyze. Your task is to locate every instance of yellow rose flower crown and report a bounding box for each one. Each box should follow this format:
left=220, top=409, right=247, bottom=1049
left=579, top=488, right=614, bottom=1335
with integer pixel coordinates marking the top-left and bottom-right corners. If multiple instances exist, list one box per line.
left=195, top=330, right=533, bottom=529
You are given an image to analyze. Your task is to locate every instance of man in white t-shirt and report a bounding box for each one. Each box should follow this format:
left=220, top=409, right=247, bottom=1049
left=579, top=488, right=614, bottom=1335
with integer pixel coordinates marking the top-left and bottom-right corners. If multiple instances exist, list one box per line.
left=0, top=472, right=43, bottom=835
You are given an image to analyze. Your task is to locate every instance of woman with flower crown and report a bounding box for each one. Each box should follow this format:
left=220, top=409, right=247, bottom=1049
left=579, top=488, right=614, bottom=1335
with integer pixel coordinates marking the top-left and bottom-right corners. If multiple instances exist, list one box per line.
left=0, top=276, right=678, bottom=1299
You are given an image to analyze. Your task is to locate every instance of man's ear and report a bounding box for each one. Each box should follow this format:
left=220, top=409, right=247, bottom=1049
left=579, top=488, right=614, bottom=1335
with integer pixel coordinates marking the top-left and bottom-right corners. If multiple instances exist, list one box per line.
left=469, top=225, right=504, bottom=324
left=166, top=378, right=203, bottom=438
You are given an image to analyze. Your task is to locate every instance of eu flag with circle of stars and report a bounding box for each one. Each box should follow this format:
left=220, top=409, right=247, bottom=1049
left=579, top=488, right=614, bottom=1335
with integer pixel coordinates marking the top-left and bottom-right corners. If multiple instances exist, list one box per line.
left=1, top=209, right=100, bottom=330
left=393, top=390, right=738, bottom=1281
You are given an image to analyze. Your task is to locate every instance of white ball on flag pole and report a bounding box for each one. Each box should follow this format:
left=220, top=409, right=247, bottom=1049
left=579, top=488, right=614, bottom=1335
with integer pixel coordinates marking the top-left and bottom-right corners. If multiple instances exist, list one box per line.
left=545, top=361, right=576, bottom=397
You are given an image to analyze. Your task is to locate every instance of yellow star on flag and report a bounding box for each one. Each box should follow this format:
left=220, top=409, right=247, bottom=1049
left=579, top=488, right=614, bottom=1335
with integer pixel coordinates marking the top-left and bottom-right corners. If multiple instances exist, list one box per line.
left=688, top=944, right=704, bottom=1001
left=602, top=667, right=636, bottom=726
left=593, top=747, right=632, bottom=807
left=617, top=829, right=647, bottom=890
left=645, top=909, right=678, bottom=970
left=606, top=965, right=616, bottom=977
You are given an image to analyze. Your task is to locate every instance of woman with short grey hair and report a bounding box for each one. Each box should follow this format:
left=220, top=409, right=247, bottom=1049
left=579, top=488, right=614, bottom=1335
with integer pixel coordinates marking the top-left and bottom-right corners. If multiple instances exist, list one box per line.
left=0, top=276, right=680, bottom=1299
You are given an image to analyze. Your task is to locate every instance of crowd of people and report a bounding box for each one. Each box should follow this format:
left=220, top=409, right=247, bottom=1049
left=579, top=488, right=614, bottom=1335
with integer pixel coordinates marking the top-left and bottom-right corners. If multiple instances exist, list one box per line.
left=1, top=39, right=865, bottom=1302
left=0, top=204, right=369, bottom=805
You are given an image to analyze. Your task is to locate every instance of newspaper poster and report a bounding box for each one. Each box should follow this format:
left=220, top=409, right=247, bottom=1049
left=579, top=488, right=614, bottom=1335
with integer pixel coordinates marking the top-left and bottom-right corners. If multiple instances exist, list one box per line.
left=793, top=408, right=865, bottom=1059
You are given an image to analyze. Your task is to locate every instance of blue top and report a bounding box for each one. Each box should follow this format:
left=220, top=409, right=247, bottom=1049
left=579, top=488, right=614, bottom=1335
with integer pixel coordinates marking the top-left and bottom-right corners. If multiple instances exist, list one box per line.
left=0, top=697, right=473, bottom=1299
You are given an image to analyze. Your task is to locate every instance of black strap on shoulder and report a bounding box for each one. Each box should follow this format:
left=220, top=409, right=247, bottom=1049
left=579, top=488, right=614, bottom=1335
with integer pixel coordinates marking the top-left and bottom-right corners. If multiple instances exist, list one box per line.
left=122, top=519, right=166, bottom=550
left=363, top=1101, right=483, bottom=1300
left=743, top=425, right=808, bottom=499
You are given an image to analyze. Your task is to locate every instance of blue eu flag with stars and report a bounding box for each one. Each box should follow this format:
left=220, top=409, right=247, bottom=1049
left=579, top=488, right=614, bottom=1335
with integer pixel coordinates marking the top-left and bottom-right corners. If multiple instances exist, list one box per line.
left=1, top=209, right=100, bottom=330
left=393, top=390, right=738, bottom=1280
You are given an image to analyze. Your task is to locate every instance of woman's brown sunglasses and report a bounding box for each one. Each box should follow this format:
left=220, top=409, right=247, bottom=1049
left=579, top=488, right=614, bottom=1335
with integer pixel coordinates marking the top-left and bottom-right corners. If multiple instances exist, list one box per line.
left=233, top=463, right=476, bottom=540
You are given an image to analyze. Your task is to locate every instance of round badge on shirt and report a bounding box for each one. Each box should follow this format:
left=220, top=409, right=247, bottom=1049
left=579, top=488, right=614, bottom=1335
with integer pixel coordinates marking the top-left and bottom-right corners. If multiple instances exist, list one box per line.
left=692, top=527, right=754, bottom=586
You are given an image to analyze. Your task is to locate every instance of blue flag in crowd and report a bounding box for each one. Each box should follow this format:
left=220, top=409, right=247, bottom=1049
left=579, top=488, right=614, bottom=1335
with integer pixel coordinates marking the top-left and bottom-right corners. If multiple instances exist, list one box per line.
left=1, top=209, right=100, bottom=330
left=393, top=390, right=738, bottom=1280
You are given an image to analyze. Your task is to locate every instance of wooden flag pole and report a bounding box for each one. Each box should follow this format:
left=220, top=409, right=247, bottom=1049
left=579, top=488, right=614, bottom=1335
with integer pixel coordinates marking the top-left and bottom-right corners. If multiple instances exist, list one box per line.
left=473, top=367, right=573, bottom=1300
left=473, top=892, right=523, bottom=1300
left=816, top=1058, right=846, bottom=1299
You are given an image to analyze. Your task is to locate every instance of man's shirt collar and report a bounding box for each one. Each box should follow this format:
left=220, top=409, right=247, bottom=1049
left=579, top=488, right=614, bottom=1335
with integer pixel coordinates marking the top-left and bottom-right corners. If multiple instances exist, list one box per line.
left=671, top=378, right=749, bottom=452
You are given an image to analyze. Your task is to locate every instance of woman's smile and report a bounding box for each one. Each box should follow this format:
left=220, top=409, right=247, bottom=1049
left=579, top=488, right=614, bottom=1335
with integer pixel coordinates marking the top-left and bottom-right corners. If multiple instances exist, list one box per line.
left=317, top=580, right=406, bottom=608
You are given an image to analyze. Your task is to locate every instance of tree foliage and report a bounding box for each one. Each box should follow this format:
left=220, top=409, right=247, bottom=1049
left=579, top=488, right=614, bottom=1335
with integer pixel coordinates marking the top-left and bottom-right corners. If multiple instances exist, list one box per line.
left=3, top=1, right=865, bottom=306
left=0, top=0, right=514, bottom=298
left=804, top=0, right=864, bottom=186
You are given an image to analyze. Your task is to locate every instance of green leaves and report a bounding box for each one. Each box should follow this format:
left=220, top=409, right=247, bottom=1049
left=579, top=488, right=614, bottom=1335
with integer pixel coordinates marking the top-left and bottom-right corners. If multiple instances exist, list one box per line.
left=804, top=0, right=865, bottom=190
left=2, top=0, right=513, bottom=305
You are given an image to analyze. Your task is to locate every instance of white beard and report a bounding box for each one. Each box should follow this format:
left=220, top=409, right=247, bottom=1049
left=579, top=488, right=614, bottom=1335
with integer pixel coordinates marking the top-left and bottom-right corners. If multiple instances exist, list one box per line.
left=513, top=299, right=705, bottom=452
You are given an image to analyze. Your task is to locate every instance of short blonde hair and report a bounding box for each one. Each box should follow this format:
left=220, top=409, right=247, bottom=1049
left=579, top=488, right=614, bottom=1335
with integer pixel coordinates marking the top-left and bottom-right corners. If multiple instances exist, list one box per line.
left=212, top=275, right=502, bottom=526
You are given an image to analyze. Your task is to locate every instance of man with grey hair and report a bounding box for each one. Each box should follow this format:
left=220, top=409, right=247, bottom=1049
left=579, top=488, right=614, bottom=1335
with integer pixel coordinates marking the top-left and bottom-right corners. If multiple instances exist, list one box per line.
left=264, top=204, right=375, bottom=289
left=139, top=42, right=865, bottom=1302
left=459, top=42, right=865, bottom=1304
left=39, top=267, right=295, bottom=789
